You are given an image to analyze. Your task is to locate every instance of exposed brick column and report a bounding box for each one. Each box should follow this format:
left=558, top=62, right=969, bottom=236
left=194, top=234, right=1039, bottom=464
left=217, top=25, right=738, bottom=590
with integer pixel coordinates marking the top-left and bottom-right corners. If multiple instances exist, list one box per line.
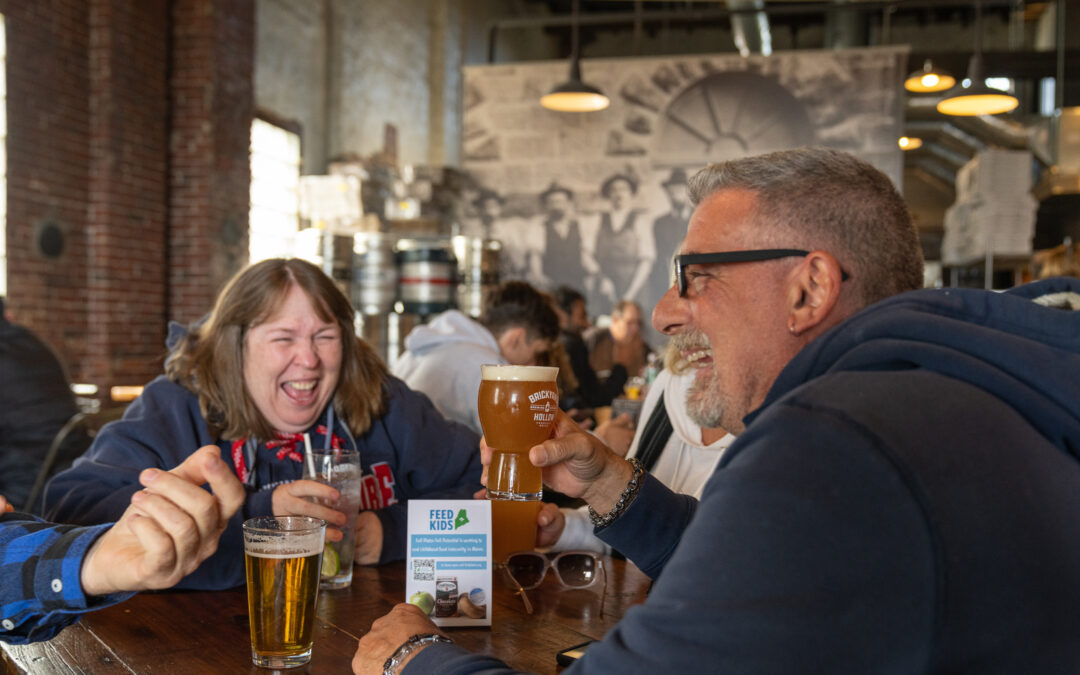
left=1, top=1, right=93, bottom=378
left=169, top=0, right=255, bottom=325
left=85, top=0, right=170, bottom=389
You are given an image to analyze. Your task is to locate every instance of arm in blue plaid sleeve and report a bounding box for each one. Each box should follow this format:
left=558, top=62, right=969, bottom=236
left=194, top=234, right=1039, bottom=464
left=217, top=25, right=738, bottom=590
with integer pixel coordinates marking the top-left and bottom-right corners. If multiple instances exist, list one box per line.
left=0, top=513, right=133, bottom=644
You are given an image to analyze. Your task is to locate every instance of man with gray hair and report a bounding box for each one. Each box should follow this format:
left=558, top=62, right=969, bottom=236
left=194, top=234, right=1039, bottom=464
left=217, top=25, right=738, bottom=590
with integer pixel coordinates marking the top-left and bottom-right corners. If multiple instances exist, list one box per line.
left=353, top=147, right=1080, bottom=674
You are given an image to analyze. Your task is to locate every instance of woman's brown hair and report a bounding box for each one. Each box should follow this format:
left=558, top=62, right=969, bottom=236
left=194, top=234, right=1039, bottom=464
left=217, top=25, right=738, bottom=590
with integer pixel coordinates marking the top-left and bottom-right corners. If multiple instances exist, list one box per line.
left=166, top=258, right=387, bottom=441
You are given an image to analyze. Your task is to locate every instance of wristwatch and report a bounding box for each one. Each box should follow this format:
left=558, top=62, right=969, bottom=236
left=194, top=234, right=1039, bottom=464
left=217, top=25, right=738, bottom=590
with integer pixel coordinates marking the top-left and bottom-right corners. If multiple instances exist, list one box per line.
left=383, top=633, right=453, bottom=675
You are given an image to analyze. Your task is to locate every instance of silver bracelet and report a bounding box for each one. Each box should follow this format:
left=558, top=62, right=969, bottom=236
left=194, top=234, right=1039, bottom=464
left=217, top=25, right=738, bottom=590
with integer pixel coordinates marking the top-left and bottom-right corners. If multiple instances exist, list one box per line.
left=383, top=632, right=452, bottom=675
left=588, top=457, right=645, bottom=528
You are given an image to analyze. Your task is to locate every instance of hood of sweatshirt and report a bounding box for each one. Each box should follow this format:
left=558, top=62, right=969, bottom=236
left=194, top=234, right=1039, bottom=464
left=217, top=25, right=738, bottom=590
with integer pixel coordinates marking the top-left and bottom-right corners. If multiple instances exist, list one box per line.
left=402, top=309, right=499, bottom=356
left=748, top=277, right=1080, bottom=462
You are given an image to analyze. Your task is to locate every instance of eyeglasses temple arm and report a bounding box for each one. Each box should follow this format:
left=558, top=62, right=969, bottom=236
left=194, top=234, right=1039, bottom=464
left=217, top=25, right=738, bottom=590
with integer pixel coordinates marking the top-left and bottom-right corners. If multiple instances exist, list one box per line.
left=517, top=584, right=534, bottom=614
left=599, top=560, right=607, bottom=616
left=502, top=566, right=534, bottom=614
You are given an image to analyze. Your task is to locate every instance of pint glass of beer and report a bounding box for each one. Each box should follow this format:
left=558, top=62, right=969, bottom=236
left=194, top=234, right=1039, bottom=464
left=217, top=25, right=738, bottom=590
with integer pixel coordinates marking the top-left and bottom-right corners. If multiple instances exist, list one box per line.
left=243, top=516, right=326, bottom=669
left=478, top=364, right=558, bottom=562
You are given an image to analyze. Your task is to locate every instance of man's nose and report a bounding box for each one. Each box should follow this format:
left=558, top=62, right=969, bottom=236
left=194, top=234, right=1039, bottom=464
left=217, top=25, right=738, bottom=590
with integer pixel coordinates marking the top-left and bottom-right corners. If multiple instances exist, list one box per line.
left=652, top=285, right=689, bottom=336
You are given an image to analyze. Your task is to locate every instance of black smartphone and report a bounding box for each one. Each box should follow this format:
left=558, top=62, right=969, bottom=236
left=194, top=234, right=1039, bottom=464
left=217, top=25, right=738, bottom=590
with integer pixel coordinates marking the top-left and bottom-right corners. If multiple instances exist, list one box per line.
left=556, top=640, right=596, bottom=666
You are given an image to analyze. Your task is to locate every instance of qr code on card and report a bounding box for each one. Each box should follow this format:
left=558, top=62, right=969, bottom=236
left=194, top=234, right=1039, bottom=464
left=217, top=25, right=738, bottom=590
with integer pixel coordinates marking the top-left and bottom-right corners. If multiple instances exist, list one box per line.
left=412, top=558, right=435, bottom=581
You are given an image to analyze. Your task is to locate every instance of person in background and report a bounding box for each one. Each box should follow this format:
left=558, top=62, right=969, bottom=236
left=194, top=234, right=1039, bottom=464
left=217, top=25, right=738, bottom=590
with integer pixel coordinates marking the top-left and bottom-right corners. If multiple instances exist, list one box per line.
left=2, top=446, right=244, bottom=644
left=0, top=297, right=90, bottom=513
left=592, top=173, right=655, bottom=307
left=1032, top=238, right=1080, bottom=282
left=527, top=183, right=596, bottom=292
left=474, top=189, right=529, bottom=282
left=393, top=281, right=559, bottom=436
left=44, top=259, right=482, bottom=591
left=554, top=286, right=627, bottom=410
left=539, top=343, right=735, bottom=554
left=468, top=188, right=503, bottom=241
left=352, top=147, right=1080, bottom=673
left=646, top=168, right=693, bottom=312
left=586, top=299, right=652, bottom=382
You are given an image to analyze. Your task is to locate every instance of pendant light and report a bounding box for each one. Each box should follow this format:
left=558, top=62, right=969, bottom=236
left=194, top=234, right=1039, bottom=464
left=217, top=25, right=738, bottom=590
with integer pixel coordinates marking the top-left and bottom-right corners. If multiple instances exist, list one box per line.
left=937, top=0, right=1018, bottom=116
left=540, top=0, right=610, bottom=112
left=905, top=59, right=956, bottom=93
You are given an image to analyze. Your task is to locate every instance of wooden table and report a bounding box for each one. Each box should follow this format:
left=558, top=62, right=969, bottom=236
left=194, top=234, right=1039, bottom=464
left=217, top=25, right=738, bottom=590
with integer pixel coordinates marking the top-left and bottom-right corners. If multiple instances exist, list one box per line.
left=2, top=557, right=649, bottom=674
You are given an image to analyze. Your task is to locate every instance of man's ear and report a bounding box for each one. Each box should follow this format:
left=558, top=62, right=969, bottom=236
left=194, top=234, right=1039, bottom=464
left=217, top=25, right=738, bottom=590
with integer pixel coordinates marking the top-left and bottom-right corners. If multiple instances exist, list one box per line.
left=786, top=251, right=844, bottom=337
left=496, top=326, right=527, bottom=359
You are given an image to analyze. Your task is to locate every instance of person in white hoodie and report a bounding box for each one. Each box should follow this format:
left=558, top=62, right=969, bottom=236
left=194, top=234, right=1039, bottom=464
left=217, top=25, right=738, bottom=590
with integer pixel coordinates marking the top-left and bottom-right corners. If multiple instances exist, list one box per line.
left=393, top=281, right=560, bottom=435
left=541, top=342, right=735, bottom=553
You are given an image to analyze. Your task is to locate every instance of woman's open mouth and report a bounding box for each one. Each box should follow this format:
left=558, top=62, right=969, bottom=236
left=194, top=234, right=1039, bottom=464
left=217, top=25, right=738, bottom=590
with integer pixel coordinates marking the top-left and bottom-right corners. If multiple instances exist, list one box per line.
left=283, top=379, right=319, bottom=405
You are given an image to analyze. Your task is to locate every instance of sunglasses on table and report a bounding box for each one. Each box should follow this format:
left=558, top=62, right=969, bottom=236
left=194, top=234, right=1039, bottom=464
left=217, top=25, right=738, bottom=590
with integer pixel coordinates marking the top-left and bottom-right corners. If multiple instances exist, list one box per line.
left=497, top=550, right=607, bottom=615
left=673, top=249, right=850, bottom=297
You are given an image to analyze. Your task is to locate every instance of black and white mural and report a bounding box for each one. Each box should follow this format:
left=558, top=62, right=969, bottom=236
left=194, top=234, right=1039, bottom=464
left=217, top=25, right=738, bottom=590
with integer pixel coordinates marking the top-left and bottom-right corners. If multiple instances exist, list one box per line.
left=461, top=47, right=907, bottom=335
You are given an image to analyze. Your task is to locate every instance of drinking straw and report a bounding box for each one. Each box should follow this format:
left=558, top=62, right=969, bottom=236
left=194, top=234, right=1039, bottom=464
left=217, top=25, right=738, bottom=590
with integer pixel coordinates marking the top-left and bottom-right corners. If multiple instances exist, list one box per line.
left=303, top=432, right=316, bottom=478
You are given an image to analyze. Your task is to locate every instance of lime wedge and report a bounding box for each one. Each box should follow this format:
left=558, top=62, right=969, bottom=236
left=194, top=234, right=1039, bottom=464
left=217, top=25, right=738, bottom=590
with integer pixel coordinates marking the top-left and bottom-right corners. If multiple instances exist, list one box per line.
left=321, top=544, right=340, bottom=578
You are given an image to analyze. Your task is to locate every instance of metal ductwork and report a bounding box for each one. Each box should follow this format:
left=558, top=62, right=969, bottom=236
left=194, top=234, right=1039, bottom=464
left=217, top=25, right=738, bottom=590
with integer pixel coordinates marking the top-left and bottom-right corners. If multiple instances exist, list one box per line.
left=725, top=0, right=771, bottom=56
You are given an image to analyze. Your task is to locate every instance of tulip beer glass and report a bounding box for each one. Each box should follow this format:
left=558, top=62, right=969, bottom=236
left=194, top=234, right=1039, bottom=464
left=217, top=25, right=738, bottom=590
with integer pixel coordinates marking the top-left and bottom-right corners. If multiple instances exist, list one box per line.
left=478, top=364, right=558, bottom=561
left=303, top=449, right=362, bottom=589
left=243, top=516, right=325, bottom=669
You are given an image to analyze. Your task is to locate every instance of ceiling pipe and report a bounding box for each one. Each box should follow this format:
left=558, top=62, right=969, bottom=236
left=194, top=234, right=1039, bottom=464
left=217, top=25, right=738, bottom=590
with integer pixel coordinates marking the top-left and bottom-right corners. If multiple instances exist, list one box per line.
left=485, top=0, right=1019, bottom=63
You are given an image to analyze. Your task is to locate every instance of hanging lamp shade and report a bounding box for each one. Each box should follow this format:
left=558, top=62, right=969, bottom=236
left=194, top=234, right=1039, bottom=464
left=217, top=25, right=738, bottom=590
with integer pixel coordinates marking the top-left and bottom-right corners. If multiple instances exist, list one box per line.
left=936, top=83, right=1019, bottom=116
left=936, top=1, right=1018, bottom=117
left=905, top=59, right=956, bottom=93
left=540, top=58, right=610, bottom=112
left=937, top=55, right=1018, bottom=116
left=539, top=0, right=609, bottom=113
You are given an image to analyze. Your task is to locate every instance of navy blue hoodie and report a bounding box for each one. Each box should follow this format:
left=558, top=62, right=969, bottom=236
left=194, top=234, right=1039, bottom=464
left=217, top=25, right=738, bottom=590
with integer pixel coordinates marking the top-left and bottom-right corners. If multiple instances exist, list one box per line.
left=410, top=278, right=1080, bottom=674
left=44, top=372, right=482, bottom=590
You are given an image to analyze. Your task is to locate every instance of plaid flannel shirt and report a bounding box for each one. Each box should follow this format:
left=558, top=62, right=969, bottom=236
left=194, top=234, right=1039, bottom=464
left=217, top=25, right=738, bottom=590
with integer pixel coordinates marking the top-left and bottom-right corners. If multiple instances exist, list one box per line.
left=0, top=513, right=131, bottom=644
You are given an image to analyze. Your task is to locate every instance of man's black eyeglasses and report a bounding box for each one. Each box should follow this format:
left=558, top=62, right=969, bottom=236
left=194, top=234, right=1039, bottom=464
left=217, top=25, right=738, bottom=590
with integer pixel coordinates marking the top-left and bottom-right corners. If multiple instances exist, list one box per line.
left=673, top=249, right=849, bottom=297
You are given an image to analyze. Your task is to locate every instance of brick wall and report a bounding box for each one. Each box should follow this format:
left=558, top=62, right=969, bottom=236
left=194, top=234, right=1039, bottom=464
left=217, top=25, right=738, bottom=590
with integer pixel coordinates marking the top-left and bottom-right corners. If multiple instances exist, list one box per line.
left=85, top=0, right=170, bottom=388
left=2, top=1, right=93, bottom=379
left=169, top=0, right=254, bottom=325
left=1, top=0, right=254, bottom=396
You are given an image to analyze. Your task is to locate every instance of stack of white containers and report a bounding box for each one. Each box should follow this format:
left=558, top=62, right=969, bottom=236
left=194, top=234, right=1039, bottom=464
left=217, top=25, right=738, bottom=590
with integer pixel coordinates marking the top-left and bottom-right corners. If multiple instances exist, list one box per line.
left=941, top=149, right=1037, bottom=265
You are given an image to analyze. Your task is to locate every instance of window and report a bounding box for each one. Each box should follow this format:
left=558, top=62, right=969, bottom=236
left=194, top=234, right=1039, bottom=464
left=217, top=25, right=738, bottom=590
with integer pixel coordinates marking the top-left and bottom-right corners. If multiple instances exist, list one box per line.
left=249, top=118, right=301, bottom=264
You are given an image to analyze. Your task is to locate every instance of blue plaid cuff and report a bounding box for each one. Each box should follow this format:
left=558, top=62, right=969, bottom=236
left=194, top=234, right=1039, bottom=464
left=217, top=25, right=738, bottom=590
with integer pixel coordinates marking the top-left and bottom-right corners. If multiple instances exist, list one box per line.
left=1, top=515, right=133, bottom=644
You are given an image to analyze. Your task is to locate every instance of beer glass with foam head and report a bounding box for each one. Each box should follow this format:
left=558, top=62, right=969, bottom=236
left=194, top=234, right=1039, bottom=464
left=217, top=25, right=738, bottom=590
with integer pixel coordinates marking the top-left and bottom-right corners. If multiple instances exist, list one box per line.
left=478, top=364, right=559, bottom=562
left=243, top=516, right=326, bottom=669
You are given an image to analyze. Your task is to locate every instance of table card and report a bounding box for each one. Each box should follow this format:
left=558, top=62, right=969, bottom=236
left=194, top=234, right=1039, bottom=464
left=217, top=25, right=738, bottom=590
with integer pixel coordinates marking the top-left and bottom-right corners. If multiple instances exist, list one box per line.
left=406, top=500, right=492, bottom=627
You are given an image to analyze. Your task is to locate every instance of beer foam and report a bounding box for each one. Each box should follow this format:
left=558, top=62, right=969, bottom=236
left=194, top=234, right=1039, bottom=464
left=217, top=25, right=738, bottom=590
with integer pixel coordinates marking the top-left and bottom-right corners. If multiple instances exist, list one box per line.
left=246, top=547, right=322, bottom=559
left=480, top=365, right=558, bottom=382
left=243, top=516, right=325, bottom=557
left=244, top=533, right=324, bottom=558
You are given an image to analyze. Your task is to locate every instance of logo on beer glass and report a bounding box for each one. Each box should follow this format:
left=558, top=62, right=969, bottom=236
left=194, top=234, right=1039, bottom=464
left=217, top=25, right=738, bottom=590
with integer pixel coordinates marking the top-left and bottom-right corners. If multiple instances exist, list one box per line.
left=528, top=388, right=558, bottom=426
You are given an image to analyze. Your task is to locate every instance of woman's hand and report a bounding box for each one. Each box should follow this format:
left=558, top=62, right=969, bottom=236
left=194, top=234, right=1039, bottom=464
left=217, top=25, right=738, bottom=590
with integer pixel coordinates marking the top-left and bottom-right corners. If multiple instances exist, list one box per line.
left=594, top=413, right=636, bottom=457
left=536, top=502, right=565, bottom=548
left=354, top=510, right=383, bottom=565
left=271, top=480, right=347, bottom=543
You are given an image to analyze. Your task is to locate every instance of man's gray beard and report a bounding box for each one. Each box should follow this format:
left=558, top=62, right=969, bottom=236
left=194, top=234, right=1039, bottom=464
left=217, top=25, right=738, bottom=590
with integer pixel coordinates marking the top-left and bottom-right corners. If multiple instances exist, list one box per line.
left=685, top=366, right=726, bottom=429
left=671, top=331, right=726, bottom=429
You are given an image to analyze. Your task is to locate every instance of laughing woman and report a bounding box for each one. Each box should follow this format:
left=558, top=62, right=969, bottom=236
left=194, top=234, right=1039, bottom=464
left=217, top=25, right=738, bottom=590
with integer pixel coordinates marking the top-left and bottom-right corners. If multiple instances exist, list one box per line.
left=44, top=259, right=482, bottom=590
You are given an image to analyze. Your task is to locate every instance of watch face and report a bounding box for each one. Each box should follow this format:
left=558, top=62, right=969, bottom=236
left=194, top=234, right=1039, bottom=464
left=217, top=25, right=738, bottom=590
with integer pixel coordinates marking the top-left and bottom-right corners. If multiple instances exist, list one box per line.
left=654, top=71, right=814, bottom=166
